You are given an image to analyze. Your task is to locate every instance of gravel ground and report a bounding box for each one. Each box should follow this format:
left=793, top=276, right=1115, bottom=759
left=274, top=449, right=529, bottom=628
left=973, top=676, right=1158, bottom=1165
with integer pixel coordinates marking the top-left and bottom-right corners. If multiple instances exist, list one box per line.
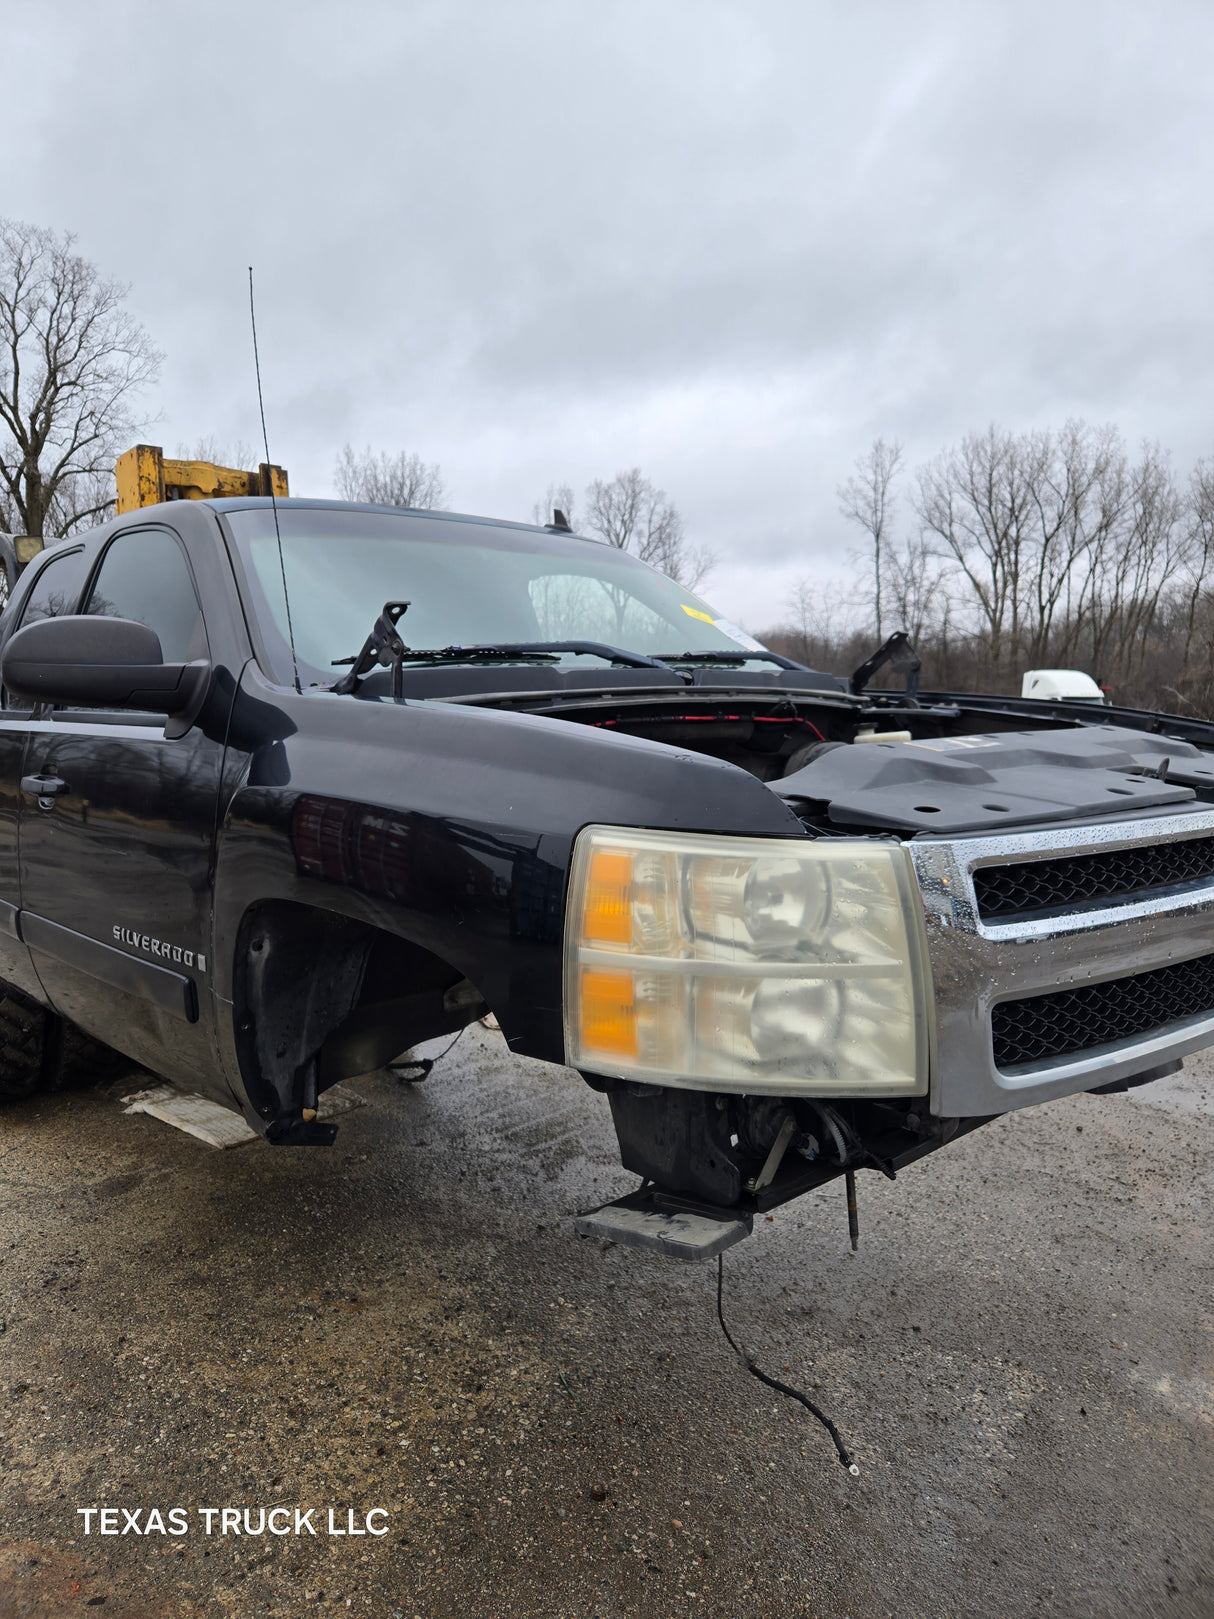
left=0, top=1024, right=1210, bottom=1618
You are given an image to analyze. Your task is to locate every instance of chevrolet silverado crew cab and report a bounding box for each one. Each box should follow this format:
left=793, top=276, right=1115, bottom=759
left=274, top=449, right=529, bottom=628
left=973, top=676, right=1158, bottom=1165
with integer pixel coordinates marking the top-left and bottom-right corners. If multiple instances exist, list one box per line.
left=1, top=495, right=1212, bottom=1258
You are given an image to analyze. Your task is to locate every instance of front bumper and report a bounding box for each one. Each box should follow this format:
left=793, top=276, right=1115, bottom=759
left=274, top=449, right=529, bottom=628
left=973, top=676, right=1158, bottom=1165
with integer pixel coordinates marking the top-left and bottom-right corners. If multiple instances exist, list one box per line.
left=909, top=807, right=1214, bottom=1116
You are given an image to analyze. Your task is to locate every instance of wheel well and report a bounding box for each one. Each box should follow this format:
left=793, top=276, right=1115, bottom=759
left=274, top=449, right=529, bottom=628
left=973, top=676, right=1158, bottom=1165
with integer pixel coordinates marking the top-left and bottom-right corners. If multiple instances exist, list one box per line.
left=232, top=901, right=487, bottom=1134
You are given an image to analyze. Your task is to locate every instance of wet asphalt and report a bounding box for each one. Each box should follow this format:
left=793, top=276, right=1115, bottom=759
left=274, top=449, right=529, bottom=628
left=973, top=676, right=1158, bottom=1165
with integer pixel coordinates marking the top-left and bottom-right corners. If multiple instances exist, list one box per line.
left=0, top=1022, right=1210, bottom=1619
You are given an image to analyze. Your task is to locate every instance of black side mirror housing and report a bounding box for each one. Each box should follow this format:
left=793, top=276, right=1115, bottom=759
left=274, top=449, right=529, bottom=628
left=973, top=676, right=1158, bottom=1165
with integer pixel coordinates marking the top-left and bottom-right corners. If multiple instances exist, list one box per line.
left=1, top=615, right=208, bottom=716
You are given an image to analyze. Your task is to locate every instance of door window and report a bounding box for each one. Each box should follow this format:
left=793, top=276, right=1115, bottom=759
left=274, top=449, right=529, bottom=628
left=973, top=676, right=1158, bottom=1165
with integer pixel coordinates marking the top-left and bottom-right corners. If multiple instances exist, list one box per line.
left=17, top=547, right=89, bottom=626
left=3, top=546, right=89, bottom=711
left=85, top=529, right=207, bottom=662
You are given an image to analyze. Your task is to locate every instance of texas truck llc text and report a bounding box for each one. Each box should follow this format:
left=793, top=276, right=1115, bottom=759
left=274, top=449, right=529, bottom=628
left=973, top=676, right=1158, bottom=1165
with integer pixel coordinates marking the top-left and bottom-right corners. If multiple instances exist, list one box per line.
left=76, top=1507, right=389, bottom=1537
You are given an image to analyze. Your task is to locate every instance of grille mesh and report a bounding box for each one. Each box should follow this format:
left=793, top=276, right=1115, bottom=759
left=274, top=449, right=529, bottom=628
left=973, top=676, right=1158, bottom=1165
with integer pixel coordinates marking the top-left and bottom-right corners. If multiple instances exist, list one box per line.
left=973, top=836, right=1214, bottom=921
left=992, top=951, right=1214, bottom=1069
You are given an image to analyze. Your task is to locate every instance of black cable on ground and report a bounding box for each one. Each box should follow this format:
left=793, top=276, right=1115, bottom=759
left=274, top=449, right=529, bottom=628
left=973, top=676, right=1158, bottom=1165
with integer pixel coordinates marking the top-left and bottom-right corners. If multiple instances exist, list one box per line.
left=387, top=1026, right=467, bottom=1083
left=716, top=1252, right=859, bottom=1474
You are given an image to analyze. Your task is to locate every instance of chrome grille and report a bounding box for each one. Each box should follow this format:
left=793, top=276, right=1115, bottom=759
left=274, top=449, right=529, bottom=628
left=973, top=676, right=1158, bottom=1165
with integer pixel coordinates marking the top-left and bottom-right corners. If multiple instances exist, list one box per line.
left=974, top=835, right=1214, bottom=922
left=992, top=951, right=1214, bottom=1070
left=907, top=806, right=1214, bottom=1116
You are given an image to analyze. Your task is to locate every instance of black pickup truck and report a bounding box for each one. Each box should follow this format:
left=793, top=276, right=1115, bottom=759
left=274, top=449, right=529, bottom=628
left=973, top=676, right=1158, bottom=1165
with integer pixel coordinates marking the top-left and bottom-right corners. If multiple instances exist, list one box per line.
left=2, top=498, right=1213, bottom=1258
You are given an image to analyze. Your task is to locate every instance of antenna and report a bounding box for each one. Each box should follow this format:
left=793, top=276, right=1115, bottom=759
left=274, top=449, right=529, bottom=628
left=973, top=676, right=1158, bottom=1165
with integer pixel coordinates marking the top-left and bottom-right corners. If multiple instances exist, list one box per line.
left=248, top=266, right=300, bottom=694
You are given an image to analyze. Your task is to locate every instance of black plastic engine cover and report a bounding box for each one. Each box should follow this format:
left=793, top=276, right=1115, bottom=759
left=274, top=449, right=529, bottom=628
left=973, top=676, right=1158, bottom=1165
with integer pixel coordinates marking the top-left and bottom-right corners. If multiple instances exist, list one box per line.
left=774, top=725, right=1214, bottom=834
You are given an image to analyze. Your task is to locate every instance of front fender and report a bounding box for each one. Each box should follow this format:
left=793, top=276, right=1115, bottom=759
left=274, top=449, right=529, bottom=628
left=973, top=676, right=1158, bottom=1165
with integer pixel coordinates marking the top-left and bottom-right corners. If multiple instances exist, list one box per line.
left=211, top=673, right=805, bottom=1069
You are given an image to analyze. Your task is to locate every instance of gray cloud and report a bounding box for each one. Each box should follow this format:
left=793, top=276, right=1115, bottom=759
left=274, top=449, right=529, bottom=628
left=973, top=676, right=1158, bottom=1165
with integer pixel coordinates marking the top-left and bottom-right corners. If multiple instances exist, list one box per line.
left=5, top=0, right=1214, bottom=628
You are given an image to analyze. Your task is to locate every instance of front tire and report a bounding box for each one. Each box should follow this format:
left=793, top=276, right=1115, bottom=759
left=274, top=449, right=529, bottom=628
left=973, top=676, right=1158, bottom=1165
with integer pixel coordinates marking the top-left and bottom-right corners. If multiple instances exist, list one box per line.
left=44, top=1016, right=130, bottom=1093
left=0, top=984, right=128, bottom=1104
left=0, top=985, right=52, bottom=1104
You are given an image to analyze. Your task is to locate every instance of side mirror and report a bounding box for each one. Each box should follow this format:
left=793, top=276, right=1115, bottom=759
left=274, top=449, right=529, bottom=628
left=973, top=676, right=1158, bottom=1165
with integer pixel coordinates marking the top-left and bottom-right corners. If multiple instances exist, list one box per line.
left=1, top=615, right=208, bottom=715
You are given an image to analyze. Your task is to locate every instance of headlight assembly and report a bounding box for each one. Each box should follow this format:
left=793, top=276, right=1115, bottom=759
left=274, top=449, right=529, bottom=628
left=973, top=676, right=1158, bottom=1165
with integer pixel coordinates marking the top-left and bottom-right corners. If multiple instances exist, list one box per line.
left=563, top=826, right=932, bottom=1096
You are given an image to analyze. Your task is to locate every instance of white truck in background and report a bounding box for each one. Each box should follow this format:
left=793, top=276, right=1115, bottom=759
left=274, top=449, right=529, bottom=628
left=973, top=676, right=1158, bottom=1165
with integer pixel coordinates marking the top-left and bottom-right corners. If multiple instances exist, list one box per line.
left=1022, top=669, right=1109, bottom=704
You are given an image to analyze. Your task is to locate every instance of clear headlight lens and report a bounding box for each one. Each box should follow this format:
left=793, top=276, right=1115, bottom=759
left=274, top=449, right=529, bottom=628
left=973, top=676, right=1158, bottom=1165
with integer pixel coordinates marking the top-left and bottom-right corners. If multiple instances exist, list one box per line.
left=564, top=826, right=931, bottom=1095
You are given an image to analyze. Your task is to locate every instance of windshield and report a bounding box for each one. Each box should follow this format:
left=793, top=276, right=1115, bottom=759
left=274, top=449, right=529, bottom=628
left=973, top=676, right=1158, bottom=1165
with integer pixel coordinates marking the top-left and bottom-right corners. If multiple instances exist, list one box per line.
left=224, top=505, right=766, bottom=685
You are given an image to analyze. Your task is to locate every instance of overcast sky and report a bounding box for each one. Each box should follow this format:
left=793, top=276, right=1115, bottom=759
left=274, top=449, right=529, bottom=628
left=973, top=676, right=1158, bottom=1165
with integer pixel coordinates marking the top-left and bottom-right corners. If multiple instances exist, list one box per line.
left=6, top=0, right=1214, bottom=630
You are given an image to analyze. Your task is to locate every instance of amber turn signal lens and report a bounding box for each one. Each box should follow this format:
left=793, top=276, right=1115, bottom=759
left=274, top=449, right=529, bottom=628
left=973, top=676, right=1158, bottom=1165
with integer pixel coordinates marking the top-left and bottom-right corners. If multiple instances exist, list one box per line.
left=578, top=967, right=638, bottom=1058
left=582, top=849, right=634, bottom=945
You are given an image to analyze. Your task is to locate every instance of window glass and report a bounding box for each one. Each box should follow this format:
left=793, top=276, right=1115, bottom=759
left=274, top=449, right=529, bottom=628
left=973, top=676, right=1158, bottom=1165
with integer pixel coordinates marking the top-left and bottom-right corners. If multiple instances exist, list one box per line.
left=85, top=530, right=206, bottom=662
left=4, top=546, right=90, bottom=711
left=225, top=507, right=759, bottom=686
left=528, top=573, right=671, bottom=644
left=18, top=546, right=88, bottom=626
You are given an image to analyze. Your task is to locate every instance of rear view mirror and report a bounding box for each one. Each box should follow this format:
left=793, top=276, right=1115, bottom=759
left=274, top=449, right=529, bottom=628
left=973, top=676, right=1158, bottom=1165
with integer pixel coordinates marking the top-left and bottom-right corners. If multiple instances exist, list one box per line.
left=1, top=615, right=208, bottom=715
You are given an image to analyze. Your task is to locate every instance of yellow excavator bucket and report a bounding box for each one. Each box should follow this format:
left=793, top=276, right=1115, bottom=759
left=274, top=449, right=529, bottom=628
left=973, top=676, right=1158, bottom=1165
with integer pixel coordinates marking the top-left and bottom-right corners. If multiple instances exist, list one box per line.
left=115, top=444, right=288, bottom=514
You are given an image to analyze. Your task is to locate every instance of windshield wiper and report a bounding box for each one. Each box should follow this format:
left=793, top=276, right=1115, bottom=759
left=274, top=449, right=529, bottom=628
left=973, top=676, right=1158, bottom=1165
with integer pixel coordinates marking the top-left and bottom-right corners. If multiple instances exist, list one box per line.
left=396, top=645, right=562, bottom=664
left=408, top=641, right=676, bottom=671
left=655, top=650, right=811, bottom=671
left=332, top=618, right=677, bottom=697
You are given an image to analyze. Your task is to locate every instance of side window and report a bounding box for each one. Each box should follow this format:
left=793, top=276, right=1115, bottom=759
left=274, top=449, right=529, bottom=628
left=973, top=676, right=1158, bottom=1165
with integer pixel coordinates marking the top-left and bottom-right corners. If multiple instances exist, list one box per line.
left=85, top=530, right=206, bottom=663
left=3, top=546, right=90, bottom=711
left=17, top=547, right=88, bottom=627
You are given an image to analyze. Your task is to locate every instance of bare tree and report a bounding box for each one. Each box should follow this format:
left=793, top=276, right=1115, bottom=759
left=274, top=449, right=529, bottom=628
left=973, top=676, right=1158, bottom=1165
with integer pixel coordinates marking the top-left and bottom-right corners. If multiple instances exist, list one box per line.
left=773, top=418, right=1199, bottom=708
left=586, top=467, right=647, bottom=552
left=838, top=438, right=903, bottom=638
left=785, top=575, right=855, bottom=664
left=0, top=218, right=160, bottom=539
left=532, top=481, right=577, bottom=530
left=584, top=467, right=714, bottom=589
left=885, top=532, right=949, bottom=646
left=1068, top=442, right=1178, bottom=680
left=915, top=425, right=1050, bottom=672
left=335, top=444, right=446, bottom=509
left=1025, top=422, right=1128, bottom=666
left=756, top=575, right=875, bottom=683
left=1179, top=457, right=1214, bottom=692
left=908, top=420, right=1181, bottom=680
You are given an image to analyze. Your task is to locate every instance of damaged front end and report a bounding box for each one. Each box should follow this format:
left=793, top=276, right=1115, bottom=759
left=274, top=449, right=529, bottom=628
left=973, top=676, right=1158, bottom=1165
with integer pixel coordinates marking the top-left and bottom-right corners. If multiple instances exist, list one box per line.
left=576, top=1083, right=984, bottom=1259
left=562, top=820, right=945, bottom=1256
left=565, top=720, right=1214, bottom=1259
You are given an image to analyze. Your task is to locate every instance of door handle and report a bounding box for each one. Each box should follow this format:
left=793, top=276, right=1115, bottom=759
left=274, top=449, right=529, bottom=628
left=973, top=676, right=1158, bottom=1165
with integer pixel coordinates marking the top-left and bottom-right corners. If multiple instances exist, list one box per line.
left=21, top=774, right=69, bottom=806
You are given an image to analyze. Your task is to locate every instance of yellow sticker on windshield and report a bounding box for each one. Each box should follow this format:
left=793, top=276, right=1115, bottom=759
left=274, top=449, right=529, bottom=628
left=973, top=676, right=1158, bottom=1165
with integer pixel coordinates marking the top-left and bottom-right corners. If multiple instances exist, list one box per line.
left=681, top=605, right=715, bottom=624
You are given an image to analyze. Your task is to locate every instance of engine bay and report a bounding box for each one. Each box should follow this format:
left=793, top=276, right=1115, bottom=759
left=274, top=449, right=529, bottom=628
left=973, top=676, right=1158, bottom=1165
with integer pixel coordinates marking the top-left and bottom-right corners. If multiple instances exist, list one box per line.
left=456, top=679, right=1214, bottom=836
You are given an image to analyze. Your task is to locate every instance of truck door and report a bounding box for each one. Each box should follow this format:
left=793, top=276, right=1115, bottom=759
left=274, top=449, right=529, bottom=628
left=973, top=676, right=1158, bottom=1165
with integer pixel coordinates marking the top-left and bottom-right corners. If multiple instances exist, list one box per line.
left=0, top=543, right=93, bottom=1003
left=17, top=526, right=226, bottom=1096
